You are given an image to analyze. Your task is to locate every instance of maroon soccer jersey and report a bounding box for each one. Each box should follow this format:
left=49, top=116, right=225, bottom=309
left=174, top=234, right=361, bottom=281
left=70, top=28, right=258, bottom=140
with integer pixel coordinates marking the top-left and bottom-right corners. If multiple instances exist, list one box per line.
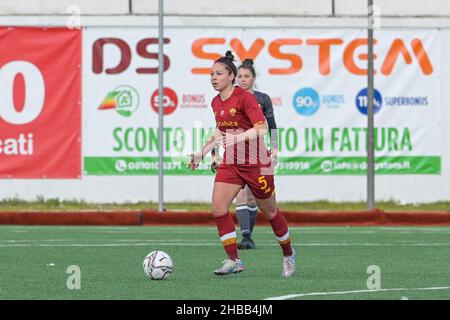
left=211, top=86, right=270, bottom=166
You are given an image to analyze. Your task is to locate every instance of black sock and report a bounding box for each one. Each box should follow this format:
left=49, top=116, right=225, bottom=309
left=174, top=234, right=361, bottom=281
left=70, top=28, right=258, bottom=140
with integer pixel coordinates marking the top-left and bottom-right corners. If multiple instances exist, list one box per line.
left=236, top=206, right=250, bottom=237
left=248, top=206, right=259, bottom=234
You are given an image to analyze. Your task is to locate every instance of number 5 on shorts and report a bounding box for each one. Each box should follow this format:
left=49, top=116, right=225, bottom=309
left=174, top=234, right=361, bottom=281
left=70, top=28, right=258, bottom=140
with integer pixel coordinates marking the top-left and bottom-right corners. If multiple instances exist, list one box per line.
left=258, top=176, right=268, bottom=190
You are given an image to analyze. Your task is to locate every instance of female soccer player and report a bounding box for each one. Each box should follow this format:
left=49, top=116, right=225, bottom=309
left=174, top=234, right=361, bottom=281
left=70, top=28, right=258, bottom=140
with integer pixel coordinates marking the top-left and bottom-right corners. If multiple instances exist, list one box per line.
left=188, top=51, right=296, bottom=278
left=212, top=58, right=279, bottom=250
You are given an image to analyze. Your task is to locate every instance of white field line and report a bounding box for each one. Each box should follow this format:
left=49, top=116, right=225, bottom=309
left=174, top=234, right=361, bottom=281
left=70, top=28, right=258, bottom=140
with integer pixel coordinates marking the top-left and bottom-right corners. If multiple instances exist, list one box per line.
left=4, top=226, right=450, bottom=232
left=0, top=239, right=216, bottom=243
left=289, top=227, right=450, bottom=232
left=0, top=239, right=83, bottom=242
left=5, top=226, right=450, bottom=235
left=264, top=286, right=450, bottom=300
left=1, top=242, right=450, bottom=247
left=377, top=227, right=450, bottom=232
left=8, top=229, right=219, bottom=234
left=5, top=226, right=217, bottom=231
left=6, top=229, right=450, bottom=236
left=0, top=243, right=218, bottom=247
left=275, top=229, right=450, bottom=234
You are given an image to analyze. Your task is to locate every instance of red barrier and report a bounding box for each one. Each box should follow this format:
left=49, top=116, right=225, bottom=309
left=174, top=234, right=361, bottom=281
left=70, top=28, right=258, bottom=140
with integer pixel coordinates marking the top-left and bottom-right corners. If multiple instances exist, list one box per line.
left=0, top=211, right=141, bottom=226
left=1, top=210, right=450, bottom=226
left=141, top=209, right=450, bottom=226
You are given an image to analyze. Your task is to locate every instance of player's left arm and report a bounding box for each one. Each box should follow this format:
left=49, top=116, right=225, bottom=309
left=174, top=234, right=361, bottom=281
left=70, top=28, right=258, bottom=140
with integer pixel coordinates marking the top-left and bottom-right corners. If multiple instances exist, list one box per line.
left=188, top=128, right=222, bottom=170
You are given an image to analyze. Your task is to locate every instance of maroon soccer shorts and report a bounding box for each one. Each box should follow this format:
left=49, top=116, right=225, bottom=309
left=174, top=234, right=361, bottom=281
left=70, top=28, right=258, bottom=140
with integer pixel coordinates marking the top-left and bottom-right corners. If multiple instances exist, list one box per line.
left=215, top=164, right=275, bottom=199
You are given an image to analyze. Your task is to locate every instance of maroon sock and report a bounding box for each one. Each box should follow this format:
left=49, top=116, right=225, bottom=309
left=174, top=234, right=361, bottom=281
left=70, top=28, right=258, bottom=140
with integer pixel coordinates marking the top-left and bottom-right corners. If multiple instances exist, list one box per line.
left=214, top=213, right=239, bottom=261
left=269, top=209, right=293, bottom=256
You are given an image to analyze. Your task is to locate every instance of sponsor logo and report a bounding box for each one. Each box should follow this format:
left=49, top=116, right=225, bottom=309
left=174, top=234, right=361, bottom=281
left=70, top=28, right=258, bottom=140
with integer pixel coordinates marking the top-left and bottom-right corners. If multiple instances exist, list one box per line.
left=293, top=87, right=320, bottom=116
left=150, top=87, right=178, bottom=116
left=217, top=121, right=239, bottom=128
left=180, top=94, right=207, bottom=108
left=322, top=94, right=345, bottom=109
left=92, top=37, right=171, bottom=75
left=384, top=96, right=429, bottom=107
left=98, top=85, right=140, bottom=117
left=355, top=88, right=383, bottom=115
left=191, top=37, right=433, bottom=76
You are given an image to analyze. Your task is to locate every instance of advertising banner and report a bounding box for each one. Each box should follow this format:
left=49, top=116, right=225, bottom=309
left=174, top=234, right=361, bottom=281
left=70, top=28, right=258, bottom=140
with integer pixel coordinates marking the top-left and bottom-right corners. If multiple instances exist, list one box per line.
left=0, top=27, right=81, bottom=178
left=82, top=28, right=440, bottom=175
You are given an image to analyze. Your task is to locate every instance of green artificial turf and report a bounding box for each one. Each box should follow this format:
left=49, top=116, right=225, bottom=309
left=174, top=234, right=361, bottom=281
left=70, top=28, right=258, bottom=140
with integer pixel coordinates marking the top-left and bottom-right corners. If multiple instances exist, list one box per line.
left=0, top=226, right=449, bottom=300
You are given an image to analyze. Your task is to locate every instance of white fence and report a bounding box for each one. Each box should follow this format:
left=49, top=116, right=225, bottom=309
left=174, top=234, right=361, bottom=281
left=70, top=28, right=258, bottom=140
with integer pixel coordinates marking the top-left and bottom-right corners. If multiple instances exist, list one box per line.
left=1, top=3, right=450, bottom=203
left=2, top=0, right=450, bottom=17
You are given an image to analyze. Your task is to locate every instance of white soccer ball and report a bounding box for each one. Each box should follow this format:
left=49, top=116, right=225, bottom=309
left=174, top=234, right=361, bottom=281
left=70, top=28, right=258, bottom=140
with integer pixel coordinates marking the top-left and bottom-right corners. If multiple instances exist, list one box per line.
left=143, top=250, right=173, bottom=280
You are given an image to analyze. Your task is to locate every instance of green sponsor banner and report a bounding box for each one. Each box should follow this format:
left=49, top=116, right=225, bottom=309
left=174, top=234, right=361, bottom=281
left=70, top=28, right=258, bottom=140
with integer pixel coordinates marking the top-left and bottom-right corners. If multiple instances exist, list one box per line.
left=276, top=156, right=441, bottom=175
left=84, top=156, right=440, bottom=175
left=84, top=157, right=213, bottom=176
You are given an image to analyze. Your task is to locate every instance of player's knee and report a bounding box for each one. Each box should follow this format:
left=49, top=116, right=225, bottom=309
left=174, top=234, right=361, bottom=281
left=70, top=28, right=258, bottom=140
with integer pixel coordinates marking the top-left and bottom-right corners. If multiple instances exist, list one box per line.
left=261, top=207, right=277, bottom=220
left=211, top=203, right=229, bottom=217
left=211, top=210, right=229, bottom=218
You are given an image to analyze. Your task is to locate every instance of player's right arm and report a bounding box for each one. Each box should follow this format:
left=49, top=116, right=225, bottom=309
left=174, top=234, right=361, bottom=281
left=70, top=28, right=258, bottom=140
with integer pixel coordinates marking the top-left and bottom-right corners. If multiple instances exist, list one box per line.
left=188, top=128, right=222, bottom=170
left=210, top=146, right=222, bottom=173
left=216, top=94, right=268, bottom=148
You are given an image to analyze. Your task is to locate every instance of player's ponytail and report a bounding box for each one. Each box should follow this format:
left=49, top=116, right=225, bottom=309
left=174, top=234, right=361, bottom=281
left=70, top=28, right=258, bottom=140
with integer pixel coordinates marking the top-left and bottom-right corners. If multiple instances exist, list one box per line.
left=214, top=50, right=237, bottom=83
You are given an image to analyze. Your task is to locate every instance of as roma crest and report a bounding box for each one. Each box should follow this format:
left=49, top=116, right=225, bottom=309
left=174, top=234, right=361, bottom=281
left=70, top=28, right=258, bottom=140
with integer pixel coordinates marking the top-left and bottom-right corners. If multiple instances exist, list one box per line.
left=229, top=107, right=237, bottom=117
